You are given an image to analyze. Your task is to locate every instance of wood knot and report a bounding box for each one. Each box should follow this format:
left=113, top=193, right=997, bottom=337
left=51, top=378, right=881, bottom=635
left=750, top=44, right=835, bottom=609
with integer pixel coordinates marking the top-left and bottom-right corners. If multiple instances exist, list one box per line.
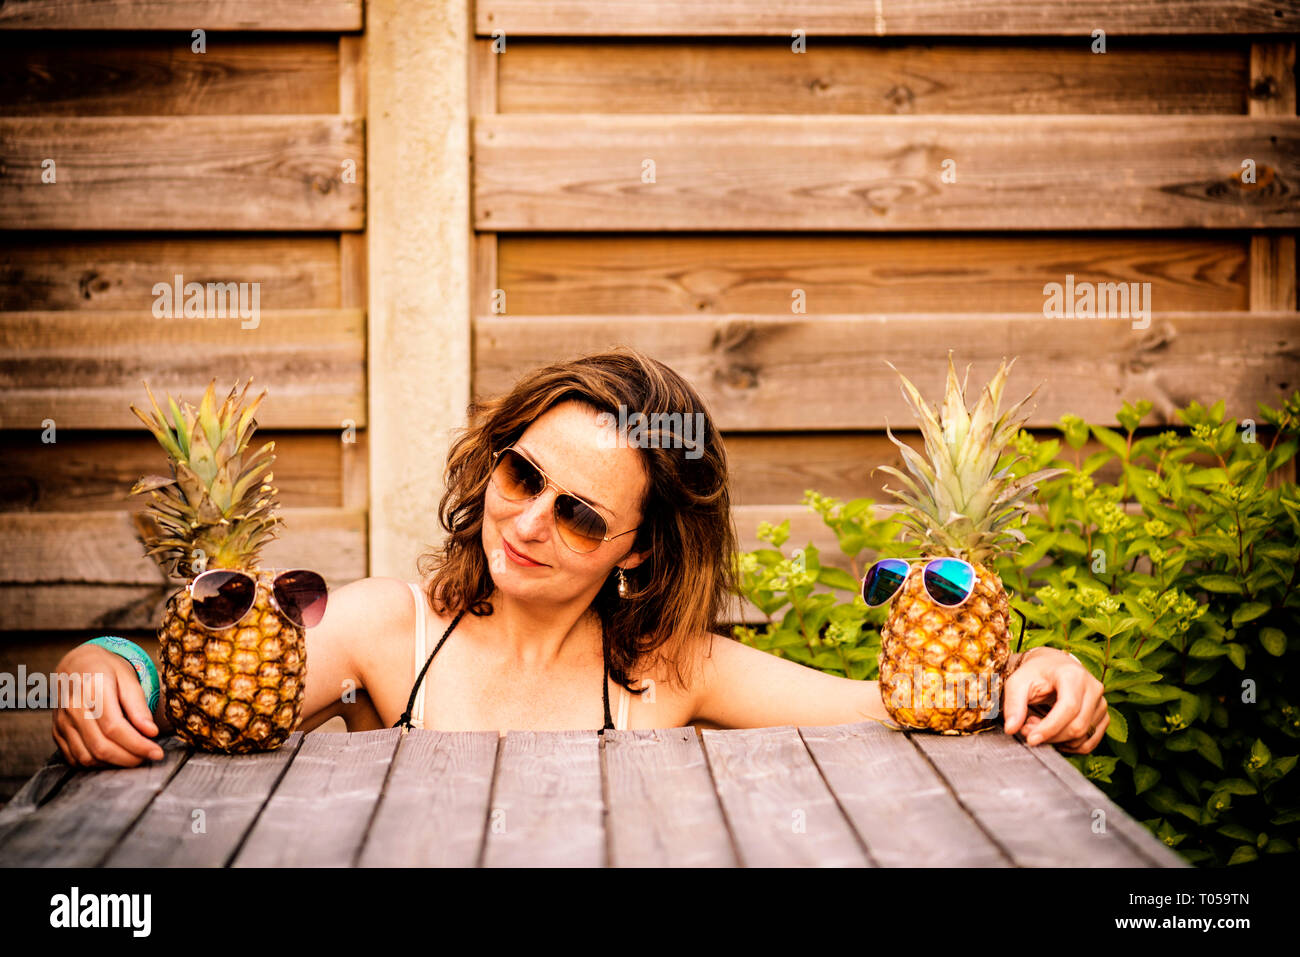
left=885, top=85, right=915, bottom=111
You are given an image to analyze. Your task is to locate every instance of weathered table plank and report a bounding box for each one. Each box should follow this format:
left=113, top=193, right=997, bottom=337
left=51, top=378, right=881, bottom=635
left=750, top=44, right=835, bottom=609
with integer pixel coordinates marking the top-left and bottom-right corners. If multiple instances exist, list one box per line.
left=0, top=736, right=188, bottom=866
left=603, top=727, right=736, bottom=867
left=480, top=730, right=604, bottom=867
left=702, top=725, right=870, bottom=867
left=103, top=733, right=304, bottom=867
left=0, top=750, right=73, bottom=850
left=358, top=728, right=499, bottom=867
left=1026, top=741, right=1189, bottom=868
left=230, top=730, right=400, bottom=868
left=911, top=731, right=1186, bottom=867
left=800, top=722, right=1010, bottom=867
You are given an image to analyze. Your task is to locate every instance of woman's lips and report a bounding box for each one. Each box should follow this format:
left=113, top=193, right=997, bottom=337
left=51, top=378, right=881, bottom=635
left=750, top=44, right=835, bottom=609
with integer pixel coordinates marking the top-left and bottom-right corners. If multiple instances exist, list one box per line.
left=503, top=539, right=545, bottom=567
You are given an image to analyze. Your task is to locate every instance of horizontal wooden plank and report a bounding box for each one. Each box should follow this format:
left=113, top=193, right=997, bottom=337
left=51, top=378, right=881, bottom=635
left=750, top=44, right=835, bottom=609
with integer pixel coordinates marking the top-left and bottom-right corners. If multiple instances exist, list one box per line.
left=480, top=730, right=605, bottom=867
left=358, top=729, right=500, bottom=867
left=104, top=732, right=304, bottom=866
left=0, top=308, right=366, bottom=429
left=1026, top=740, right=1191, bottom=867
left=0, top=585, right=200, bottom=632
left=701, top=725, right=869, bottom=866
left=0, top=116, right=365, bottom=230
left=0, top=0, right=363, bottom=30
left=499, top=40, right=1248, bottom=115
left=0, top=431, right=348, bottom=512
left=0, top=235, right=342, bottom=311
left=232, top=730, right=399, bottom=867
left=603, top=727, right=737, bottom=866
left=723, top=429, right=1142, bottom=505
left=0, top=711, right=67, bottom=798
left=474, top=312, right=1300, bottom=429
left=479, top=1, right=1300, bottom=35
left=0, top=746, right=71, bottom=836
left=800, top=722, right=1009, bottom=865
left=0, top=506, right=367, bottom=585
left=0, top=35, right=339, bottom=115
left=496, top=234, right=1248, bottom=315
left=474, top=115, right=1300, bottom=230
left=910, top=729, right=1177, bottom=865
left=0, top=736, right=188, bottom=866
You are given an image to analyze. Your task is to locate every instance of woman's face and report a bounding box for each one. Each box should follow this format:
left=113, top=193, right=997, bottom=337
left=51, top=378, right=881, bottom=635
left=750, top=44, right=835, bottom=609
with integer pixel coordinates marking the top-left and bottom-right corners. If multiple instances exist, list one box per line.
left=483, top=401, right=649, bottom=603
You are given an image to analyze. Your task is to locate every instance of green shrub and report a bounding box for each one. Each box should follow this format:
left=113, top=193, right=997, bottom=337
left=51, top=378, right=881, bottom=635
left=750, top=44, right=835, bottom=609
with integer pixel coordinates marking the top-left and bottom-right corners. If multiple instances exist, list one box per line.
left=732, top=391, right=1300, bottom=867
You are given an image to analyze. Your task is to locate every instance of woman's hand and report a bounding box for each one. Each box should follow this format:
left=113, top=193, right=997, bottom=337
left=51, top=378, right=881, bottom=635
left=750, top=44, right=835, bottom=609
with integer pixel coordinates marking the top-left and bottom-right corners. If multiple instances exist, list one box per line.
left=1002, top=647, right=1108, bottom=754
left=51, top=644, right=166, bottom=768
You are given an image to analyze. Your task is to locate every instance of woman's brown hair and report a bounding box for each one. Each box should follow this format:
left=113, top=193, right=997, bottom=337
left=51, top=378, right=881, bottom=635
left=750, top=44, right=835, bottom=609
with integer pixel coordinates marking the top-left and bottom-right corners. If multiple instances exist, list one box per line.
left=415, top=347, right=739, bottom=695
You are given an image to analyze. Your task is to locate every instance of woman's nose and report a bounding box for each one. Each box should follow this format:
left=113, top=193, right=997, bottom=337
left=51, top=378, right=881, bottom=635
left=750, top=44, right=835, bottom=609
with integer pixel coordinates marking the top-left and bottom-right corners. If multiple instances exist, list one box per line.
left=513, top=488, right=555, bottom=537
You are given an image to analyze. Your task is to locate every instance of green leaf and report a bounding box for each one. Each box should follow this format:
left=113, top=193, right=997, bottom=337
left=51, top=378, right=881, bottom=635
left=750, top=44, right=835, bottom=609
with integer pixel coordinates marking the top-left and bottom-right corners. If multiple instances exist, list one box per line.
left=1251, top=738, right=1272, bottom=766
left=1217, top=823, right=1255, bottom=842
left=1188, top=638, right=1227, bottom=658
left=1196, top=575, right=1243, bottom=594
left=1218, top=778, right=1258, bottom=796
left=1105, top=706, right=1128, bottom=743
left=1133, top=765, right=1160, bottom=794
left=1227, top=846, right=1259, bottom=865
left=1260, top=627, right=1287, bottom=656
left=1226, top=643, right=1247, bottom=669
left=1092, top=425, right=1129, bottom=459
left=1186, top=467, right=1231, bottom=486
left=1192, top=730, right=1223, bottom=769
left=816, top=566, right=860, bottom=592
left=1122, top=683, right=1181, bottom=703
left=1231, top=602, right=1270, bottom=626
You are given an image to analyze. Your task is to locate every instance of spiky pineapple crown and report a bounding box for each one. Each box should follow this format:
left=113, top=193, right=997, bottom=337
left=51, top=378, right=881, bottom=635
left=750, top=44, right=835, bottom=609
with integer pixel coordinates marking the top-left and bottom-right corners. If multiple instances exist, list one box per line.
left=875, top=351, right=1066, bottom=565
left=129, top=378, right=279, bottom=580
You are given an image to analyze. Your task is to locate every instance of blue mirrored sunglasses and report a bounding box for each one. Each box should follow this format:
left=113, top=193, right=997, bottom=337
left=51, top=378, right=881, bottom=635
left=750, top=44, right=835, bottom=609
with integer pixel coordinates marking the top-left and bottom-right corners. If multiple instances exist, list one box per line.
left=861, top=557, right=1027, bottom=653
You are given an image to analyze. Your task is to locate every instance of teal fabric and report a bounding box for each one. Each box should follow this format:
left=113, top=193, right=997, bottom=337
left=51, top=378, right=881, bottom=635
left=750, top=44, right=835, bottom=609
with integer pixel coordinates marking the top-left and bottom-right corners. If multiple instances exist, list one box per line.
left=86, top=636, right=160, bottom=716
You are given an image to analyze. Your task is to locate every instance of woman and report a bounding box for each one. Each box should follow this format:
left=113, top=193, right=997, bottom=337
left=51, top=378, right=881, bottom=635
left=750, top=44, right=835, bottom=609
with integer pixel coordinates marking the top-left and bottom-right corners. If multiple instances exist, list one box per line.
left=53, top=349, right=1108, bottom=767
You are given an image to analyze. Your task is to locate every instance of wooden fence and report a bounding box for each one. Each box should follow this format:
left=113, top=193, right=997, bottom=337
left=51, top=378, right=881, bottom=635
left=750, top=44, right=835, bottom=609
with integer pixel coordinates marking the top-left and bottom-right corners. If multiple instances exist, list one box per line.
left=1, top=0, right=1297, bottom=790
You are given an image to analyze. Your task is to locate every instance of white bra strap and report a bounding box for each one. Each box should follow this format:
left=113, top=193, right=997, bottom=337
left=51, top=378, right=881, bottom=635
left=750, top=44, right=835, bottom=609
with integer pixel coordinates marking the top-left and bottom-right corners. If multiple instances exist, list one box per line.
left=616, top=684, right=631, bottom=730
left=407, top=581, right=428, bottom=728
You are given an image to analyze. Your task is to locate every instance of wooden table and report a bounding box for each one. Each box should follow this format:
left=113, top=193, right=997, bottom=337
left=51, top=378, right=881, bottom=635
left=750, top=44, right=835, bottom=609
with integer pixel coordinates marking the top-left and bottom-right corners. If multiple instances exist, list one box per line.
left=0, top=722, right=1188, bottom=867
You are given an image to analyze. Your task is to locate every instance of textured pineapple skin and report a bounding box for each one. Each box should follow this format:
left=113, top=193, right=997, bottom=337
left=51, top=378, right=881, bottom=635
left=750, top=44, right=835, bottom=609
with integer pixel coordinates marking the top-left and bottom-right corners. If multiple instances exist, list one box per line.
left=877, top=561, right=1010, bottom=734
left=159, top=569, right=305, bottom=753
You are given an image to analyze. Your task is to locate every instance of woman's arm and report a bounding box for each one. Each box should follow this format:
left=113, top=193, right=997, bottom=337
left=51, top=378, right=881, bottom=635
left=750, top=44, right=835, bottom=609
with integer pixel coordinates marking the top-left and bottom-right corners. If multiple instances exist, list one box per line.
left=690, top=634, right=896, bottom=729
left=691, top=635, right=1105, bottom=752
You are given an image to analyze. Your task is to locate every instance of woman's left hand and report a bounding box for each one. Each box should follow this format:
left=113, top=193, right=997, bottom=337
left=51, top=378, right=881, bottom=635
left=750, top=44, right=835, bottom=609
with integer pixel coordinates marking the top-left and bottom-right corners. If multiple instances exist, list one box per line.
left=1002, top=647, right=1108, bottom=754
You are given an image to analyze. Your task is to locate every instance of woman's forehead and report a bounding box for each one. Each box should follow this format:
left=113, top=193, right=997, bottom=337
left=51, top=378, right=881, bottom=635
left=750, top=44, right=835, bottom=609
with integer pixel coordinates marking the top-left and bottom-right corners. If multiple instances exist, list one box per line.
left=516, top=403, right=648, bottom=509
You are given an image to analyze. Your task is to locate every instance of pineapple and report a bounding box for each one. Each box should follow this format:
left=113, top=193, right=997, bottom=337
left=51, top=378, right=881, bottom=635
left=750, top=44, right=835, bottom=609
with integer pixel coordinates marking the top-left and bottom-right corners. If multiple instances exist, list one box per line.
left=128, top=377, right=304, bottom=753
left=874, top=352, right=1065, bottom=734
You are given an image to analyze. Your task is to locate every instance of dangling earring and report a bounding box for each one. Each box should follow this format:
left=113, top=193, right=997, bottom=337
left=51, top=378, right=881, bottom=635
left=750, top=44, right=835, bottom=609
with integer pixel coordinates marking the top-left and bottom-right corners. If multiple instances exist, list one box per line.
left=616, top=566, right=630, bottom=599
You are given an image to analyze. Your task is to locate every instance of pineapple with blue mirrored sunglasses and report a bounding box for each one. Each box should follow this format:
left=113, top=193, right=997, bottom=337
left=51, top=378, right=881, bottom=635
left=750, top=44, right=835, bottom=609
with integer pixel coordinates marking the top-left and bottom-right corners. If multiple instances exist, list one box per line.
left=871, top=354, right=1065, bottom=733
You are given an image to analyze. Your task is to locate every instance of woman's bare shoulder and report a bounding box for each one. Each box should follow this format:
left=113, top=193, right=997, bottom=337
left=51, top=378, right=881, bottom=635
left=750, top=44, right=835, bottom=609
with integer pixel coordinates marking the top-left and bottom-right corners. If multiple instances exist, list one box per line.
left=331, top=576, right=424, bottom=667
left=630, top=628, right=728, bottom=698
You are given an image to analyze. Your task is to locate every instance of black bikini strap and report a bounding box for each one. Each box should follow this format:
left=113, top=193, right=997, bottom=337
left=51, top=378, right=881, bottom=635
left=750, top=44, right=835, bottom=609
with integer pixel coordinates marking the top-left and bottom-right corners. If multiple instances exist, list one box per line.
left=600, top=616, right=614, bottom=734
left=395, top=607, right=466, bottom=732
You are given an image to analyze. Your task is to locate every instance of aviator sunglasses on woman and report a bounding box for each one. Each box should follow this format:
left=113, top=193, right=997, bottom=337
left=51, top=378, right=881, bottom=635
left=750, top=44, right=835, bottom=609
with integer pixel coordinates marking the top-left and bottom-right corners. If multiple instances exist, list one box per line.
left=861, top=557, right=1027, bottom=652
left=183, top=567, right=329, bottom=631
left=490, top=445, right=640, bottom=553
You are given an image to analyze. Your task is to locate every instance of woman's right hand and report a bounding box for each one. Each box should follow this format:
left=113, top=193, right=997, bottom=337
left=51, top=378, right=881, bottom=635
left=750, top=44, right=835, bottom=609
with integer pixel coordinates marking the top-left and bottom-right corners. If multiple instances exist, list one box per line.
left=51, top=644, right=166, bottom=768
